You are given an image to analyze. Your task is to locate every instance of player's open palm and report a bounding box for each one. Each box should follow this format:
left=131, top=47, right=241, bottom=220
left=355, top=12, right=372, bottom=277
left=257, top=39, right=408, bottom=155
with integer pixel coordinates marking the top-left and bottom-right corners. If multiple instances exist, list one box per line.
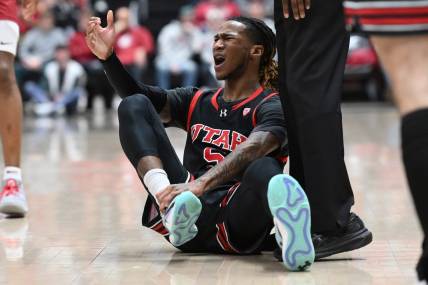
left=86, top=10, right=115, bottom=60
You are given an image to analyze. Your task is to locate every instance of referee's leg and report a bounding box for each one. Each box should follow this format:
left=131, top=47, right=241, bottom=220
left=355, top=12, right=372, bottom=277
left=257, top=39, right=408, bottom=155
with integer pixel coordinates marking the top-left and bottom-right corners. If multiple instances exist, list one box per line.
left=274, top=0, right=354, bottom=234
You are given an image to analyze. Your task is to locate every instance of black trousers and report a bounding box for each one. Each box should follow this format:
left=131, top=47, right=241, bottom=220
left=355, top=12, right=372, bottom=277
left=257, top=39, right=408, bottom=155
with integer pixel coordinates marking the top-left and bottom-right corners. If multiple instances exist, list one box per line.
left=118, top=94, right=281, bottom=253
left=274, top=0, right=354, bottom=234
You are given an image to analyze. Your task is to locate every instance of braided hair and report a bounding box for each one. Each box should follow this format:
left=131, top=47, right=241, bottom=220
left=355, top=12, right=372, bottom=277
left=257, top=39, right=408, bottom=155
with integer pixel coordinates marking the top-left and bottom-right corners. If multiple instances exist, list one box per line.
left=232, top=16, right=278, bottom=91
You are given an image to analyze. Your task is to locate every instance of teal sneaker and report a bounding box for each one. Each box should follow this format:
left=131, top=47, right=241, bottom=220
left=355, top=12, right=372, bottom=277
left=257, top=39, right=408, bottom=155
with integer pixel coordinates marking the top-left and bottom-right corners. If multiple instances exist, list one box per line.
left=162, top=191, right=202, bottom=247
left=268, top=174, right=315, bottom=271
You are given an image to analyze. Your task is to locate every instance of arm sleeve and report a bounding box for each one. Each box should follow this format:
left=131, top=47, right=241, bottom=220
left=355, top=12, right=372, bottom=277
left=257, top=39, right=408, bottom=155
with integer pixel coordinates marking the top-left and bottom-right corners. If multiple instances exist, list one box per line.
left=252, top=96, right=288, bottom=148
left=101, top=52, right=167, bottom=112
left=166, top=87, right=199, bottom=129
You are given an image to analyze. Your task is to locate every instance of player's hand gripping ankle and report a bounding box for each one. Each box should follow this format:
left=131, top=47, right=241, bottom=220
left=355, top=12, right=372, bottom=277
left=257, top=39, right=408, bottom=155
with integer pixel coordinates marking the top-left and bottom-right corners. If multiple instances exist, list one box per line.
left=157, top=180, right=206, bottom=213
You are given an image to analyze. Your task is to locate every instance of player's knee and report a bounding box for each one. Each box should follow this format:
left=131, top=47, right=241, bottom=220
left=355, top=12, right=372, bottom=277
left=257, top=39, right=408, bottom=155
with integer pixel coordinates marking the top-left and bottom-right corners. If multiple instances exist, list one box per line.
left=244, top=157, right=282, bottom=187
left=118, top=94, right=151, bottom=121
left=0, top=60, right=15, bottom=89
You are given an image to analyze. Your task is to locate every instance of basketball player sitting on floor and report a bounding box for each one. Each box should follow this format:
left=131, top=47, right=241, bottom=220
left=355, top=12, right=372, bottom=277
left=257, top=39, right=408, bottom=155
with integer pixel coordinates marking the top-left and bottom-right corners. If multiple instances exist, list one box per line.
left=86, top=11, right=314, bottom=271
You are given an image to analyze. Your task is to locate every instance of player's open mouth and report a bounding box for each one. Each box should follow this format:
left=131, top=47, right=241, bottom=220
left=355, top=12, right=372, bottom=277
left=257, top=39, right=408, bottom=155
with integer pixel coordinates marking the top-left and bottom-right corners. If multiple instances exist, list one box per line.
left=214, top=55, right=226, bottom=68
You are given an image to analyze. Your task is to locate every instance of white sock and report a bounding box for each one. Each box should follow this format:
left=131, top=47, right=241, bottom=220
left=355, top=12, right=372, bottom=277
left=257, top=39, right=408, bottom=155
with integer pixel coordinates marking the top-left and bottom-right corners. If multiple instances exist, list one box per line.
left=3, top=167, right=22, bottom=181
left=143, top=168, right=170, bottom=205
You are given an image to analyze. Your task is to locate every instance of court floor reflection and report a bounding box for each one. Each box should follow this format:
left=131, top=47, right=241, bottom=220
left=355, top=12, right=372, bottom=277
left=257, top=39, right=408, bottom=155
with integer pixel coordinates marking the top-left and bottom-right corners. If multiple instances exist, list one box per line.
left=0, top=103, right=422, bottom=285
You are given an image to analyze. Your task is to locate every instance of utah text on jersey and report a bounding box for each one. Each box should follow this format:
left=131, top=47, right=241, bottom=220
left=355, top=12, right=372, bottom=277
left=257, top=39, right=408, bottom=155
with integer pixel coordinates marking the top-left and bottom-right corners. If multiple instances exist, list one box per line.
left=190, top=123, right=248, bottom=163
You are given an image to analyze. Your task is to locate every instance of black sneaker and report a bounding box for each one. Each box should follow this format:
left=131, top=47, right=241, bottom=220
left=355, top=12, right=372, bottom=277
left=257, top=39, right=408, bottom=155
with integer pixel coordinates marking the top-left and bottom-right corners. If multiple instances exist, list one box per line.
left=313, top=213, right=372, bottom=260
left=273, top=213, right=372, bottom=262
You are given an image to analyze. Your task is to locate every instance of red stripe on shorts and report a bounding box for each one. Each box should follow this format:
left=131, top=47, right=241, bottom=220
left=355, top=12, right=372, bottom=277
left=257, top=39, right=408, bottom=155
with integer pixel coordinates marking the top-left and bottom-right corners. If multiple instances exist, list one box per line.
left=345, top=6, right=428, bottom=16
left=360, top=16, right=428, bottom=25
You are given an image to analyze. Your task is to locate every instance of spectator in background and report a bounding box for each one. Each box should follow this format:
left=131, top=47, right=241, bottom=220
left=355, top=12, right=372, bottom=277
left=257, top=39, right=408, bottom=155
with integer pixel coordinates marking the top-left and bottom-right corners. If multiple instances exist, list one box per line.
left=245, top=0, right=274, bottom=33
left=52, top=0, right=81, bottom=35
left=18, top=10, right=67, bottom=82
left=25, top=45, right=86, bottom=116
left=69, top=10, right=115, bottom=110
left=114, top=6, right=154, bottom=81
left=198, top=9, right=224, bottom=87
left=194, top=0, right=240, bottom=27
left=235, top=0, right=274, bottom=18
left=155, top=5, right=202, bottom=89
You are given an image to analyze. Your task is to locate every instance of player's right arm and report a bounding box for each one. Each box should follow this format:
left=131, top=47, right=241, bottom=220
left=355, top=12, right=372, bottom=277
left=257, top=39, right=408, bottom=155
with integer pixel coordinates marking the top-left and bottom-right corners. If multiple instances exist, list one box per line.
left=85, top=10, right=172, bottom=123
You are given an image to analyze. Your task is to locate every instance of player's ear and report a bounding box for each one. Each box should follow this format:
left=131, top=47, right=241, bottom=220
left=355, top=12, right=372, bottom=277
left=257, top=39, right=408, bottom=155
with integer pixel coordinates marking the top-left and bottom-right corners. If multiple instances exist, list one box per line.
left=251, top=45, right=264, bottom=59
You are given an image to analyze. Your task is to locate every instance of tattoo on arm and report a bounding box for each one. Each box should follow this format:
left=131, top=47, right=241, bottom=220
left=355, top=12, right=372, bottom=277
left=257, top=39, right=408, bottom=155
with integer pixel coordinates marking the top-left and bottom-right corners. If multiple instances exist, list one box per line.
left=198, top=131, right=280, bottom=191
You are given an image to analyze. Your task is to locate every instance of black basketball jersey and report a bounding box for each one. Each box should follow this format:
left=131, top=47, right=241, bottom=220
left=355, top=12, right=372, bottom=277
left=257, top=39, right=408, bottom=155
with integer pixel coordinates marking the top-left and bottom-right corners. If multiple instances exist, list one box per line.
left=167, top=86, right=288, bottom=178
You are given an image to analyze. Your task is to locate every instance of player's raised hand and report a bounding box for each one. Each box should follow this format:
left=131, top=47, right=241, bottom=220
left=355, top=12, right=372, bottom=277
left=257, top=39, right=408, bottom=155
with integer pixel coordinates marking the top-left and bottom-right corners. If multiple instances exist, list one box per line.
left=85, top=10, right=115, bottom=60
left=21, top=0, right=38, bottom=21
left=282, top=0, right=310, bottom=20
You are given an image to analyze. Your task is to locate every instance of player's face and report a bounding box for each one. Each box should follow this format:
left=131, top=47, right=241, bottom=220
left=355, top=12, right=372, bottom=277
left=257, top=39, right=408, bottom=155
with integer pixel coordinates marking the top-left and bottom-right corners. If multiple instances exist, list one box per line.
left=212, top=21, right=253, bottom=80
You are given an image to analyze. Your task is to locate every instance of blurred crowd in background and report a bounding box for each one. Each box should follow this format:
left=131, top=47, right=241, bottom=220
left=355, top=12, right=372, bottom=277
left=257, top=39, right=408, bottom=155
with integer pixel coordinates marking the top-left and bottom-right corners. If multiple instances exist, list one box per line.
left=14, top=0, right=386, bottom=117
left=13, top=0, right=275, bottom=116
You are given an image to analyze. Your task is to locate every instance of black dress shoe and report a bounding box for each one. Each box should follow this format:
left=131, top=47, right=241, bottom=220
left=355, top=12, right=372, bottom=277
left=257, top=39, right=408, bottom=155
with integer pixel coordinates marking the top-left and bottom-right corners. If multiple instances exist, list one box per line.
left=273, top=213, right=372, bottom=262
left=313, top=213, right=372, bottom=260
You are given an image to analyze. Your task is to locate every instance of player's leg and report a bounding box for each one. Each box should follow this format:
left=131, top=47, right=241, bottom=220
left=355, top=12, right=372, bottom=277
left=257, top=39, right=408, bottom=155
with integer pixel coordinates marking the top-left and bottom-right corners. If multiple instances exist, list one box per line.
left=0, top=20, right=27, bottom=217
left=225, top=157, right=314, bottom=271
left=117, top=94, right=201, bottom=246
left=370, top=34, right=428, bottom=282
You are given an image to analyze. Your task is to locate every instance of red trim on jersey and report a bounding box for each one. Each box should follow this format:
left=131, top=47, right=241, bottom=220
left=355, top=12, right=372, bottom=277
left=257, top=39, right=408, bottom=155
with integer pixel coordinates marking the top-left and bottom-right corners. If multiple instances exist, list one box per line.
left=232, top=86, right=264, bottom=111
left=345, top=7, right=428, bottom=17
left=186, top=89, right=205, bottom=132
left=251, top=92, right=279, bottom=127
left=360, top=16, right=428, bottom=25
left=210, top=88, right=223, bottom=111
left=276, top=155, right=289, bottom=165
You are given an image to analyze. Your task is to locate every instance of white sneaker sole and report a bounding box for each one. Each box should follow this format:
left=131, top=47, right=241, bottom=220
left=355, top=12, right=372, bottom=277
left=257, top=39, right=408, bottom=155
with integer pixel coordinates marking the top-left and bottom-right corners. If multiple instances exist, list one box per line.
left=0, top=197, right=28, bottom=217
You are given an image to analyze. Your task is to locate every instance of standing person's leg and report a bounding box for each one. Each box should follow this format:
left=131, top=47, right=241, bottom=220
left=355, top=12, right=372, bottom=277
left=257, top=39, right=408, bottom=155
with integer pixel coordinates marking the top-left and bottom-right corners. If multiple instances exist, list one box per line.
left=274, top=0, right=372, bottom=257
left=275, top=0, right=355, bottom=235
left=0, top=20, right=28, bottom=217
left=274, top=15, right=306, bottom=189
left=0, top=53, right=22, bottom=168
left=117, top=94, right=201, bottom=247
left=369, top=35, right=428, bottom=282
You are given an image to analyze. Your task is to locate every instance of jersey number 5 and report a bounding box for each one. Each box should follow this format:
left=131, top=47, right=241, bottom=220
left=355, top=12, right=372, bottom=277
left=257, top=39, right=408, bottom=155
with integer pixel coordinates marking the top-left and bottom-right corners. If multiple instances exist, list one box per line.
left=203, top=147, right=225, bottom=164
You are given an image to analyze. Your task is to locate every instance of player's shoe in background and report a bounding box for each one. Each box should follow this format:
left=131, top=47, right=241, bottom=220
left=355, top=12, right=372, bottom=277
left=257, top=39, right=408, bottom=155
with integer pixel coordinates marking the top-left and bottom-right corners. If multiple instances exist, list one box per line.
left=0, top=178, right=28, bottom=217
left=0, top=218, right=29, bottom=261
left=162, top=191, right=202, bottom=247
left=268, top=174, right=315, bottom=271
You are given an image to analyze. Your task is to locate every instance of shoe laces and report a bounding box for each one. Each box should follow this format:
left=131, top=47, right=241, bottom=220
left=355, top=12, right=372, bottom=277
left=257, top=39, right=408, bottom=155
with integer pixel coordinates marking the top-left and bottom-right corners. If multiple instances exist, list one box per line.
left=1, top=179, right=20, bottom=197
